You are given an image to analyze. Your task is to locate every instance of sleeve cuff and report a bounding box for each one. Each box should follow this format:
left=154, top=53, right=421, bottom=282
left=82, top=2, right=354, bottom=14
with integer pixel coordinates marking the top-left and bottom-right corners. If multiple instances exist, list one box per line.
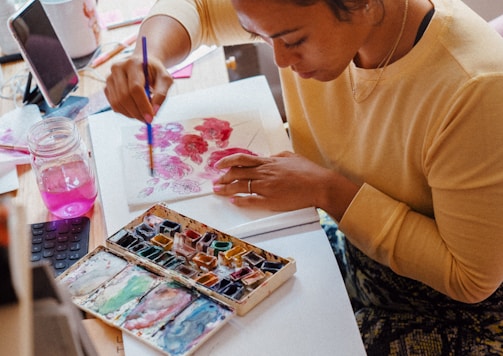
left=339, top=183, right=409, bottom=265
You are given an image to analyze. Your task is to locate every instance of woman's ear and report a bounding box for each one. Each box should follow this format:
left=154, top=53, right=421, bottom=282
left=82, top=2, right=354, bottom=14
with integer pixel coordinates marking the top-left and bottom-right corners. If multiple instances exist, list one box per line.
left=363, top=0, right=384, bottom=26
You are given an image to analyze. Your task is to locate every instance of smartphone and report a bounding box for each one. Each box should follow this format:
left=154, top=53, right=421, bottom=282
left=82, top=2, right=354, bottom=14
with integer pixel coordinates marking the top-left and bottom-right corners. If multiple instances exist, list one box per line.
left=8, top=0, right=79, bottom=108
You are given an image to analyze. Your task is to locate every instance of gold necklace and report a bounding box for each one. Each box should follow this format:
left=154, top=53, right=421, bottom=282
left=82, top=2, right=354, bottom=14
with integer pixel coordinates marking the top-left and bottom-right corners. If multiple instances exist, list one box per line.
left=348, top=0, right=409, bottom=103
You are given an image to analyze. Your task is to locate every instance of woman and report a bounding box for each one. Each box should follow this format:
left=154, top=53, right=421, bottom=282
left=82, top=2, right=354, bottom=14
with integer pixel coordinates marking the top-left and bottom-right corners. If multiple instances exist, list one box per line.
left=104, top=0, right=503, bottom=354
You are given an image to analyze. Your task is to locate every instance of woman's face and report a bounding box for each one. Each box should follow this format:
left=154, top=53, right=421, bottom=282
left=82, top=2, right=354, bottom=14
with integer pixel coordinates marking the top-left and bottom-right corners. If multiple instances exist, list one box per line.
left=231, top=0, right=371, bottom=81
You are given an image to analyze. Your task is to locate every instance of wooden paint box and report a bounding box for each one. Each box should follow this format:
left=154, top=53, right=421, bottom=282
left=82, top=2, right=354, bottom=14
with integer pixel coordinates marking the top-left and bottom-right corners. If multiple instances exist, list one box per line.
left=57, top=203, right=296, bottom=355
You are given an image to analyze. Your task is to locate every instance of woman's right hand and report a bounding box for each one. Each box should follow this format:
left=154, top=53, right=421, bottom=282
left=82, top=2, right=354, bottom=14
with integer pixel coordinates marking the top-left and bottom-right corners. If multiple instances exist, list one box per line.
left=104, top=14, right=192, bottom=123
left=104, top=53, right=174, bottom=123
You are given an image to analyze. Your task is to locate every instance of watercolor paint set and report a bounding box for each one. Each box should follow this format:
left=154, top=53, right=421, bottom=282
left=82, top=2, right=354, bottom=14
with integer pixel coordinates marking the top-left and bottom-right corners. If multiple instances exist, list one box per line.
left=57, top=203, right=296, bottom=355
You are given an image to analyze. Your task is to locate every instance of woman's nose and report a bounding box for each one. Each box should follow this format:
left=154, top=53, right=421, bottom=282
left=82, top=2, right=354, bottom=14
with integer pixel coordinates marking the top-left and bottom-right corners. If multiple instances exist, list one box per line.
left=272, top=41, right=298, bottom=68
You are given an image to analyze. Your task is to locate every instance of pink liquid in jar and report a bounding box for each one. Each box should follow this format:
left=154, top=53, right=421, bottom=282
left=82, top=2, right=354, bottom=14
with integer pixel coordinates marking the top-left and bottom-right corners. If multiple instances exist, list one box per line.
left=39, top=160, right=97, bottom=218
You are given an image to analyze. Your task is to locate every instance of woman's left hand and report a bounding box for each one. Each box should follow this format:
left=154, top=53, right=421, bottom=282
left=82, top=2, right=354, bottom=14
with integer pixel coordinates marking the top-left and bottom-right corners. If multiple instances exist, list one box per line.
left=212, top=151, right=333, bottom=211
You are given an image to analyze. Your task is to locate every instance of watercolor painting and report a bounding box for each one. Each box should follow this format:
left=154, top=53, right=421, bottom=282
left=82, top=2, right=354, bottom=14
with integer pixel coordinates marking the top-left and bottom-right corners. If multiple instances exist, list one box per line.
left=121, top=111, right=270, bottom=206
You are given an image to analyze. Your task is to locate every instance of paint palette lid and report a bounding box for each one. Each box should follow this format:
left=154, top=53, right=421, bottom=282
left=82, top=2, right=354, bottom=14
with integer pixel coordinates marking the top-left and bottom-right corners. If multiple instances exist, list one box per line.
left=58, top=246, right=234, bottom=356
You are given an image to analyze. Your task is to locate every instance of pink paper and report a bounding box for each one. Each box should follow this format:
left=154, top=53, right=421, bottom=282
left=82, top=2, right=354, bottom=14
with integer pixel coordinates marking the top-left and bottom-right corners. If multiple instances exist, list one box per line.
left=172, top=64, right=193, bottom=79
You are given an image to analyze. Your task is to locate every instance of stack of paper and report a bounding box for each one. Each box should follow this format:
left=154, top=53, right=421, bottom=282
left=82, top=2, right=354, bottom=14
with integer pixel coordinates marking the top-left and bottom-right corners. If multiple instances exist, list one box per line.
left=0, top=105, right=42, bottom=194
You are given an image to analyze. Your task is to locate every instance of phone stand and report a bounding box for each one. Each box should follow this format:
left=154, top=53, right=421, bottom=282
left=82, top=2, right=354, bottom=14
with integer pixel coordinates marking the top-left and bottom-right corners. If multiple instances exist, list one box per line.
left=22, top=72, right=89, bottom=119
left=23, top=72, right=44, bottom=107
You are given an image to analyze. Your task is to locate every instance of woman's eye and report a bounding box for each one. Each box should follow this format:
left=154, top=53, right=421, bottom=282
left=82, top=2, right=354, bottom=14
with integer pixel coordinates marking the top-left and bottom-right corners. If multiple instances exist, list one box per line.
left=284, top=37, right=306, bottom=49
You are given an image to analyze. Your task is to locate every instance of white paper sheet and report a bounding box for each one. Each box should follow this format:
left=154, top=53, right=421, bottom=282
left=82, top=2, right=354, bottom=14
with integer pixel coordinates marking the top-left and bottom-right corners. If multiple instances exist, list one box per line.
left=167, top=45, right=217, bottom=74
left=0, top=105, right=42, bottom=166
left=88, top=76, right=319, bottom=237
left=121, top=111, right=270, bottom=207
left=0, top=105, right=43, bottom=194
left=0, top=165, right=18, bottom=194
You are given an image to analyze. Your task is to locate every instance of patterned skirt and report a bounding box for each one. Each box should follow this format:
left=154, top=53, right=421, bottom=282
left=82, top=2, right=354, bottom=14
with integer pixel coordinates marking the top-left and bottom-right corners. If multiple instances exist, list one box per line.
left=319, top=210, right=503, bottom=356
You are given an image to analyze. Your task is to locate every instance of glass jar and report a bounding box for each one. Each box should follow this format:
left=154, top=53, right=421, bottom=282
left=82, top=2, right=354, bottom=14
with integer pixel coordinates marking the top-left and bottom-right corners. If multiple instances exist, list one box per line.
left=27, top=117, right=97, bottom=218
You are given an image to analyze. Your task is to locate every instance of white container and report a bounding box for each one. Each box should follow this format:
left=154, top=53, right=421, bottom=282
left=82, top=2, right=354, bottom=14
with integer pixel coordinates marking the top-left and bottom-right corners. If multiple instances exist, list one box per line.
left=41, top=0, right=100, bottom=59
left=0, top=0, right=19, bottom=55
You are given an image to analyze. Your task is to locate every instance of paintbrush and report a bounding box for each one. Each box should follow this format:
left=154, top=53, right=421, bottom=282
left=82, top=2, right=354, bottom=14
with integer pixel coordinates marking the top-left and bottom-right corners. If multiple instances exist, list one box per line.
left=90, top=33, right=138, bottom=68
left=142, top=36, right=155, bottom=177
left=0, top=143, right=30, bottom=154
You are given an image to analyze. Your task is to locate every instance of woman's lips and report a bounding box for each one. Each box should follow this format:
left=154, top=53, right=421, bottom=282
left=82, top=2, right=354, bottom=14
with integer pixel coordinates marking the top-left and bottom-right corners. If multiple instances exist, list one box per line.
left=294, top=68, right=316, bottom=79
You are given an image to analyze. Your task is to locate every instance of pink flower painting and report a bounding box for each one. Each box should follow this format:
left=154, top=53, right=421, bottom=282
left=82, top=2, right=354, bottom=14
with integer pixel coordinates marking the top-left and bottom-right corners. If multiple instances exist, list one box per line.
left=123, top=114, right=267, bottom=205
left=174, top=134, right=209, bottom=164
left=155, top=155, right=192, bottom=180
left=194, top=117, right=233, bottom=148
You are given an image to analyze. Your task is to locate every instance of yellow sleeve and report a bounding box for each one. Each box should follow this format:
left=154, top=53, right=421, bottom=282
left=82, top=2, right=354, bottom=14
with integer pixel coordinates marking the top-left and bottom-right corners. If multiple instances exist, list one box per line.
left=147, top=0, right=253, bottom=51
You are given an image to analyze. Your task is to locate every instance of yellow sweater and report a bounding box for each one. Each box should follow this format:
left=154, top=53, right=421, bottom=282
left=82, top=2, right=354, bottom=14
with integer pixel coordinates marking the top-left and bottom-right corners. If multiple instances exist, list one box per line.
left=149, top=0, right=503, bottom=303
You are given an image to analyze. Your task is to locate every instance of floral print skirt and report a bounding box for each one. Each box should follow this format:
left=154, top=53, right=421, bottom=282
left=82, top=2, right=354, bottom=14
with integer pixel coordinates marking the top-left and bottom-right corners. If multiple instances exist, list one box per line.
left=319, top=210, right=503, bottom=356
